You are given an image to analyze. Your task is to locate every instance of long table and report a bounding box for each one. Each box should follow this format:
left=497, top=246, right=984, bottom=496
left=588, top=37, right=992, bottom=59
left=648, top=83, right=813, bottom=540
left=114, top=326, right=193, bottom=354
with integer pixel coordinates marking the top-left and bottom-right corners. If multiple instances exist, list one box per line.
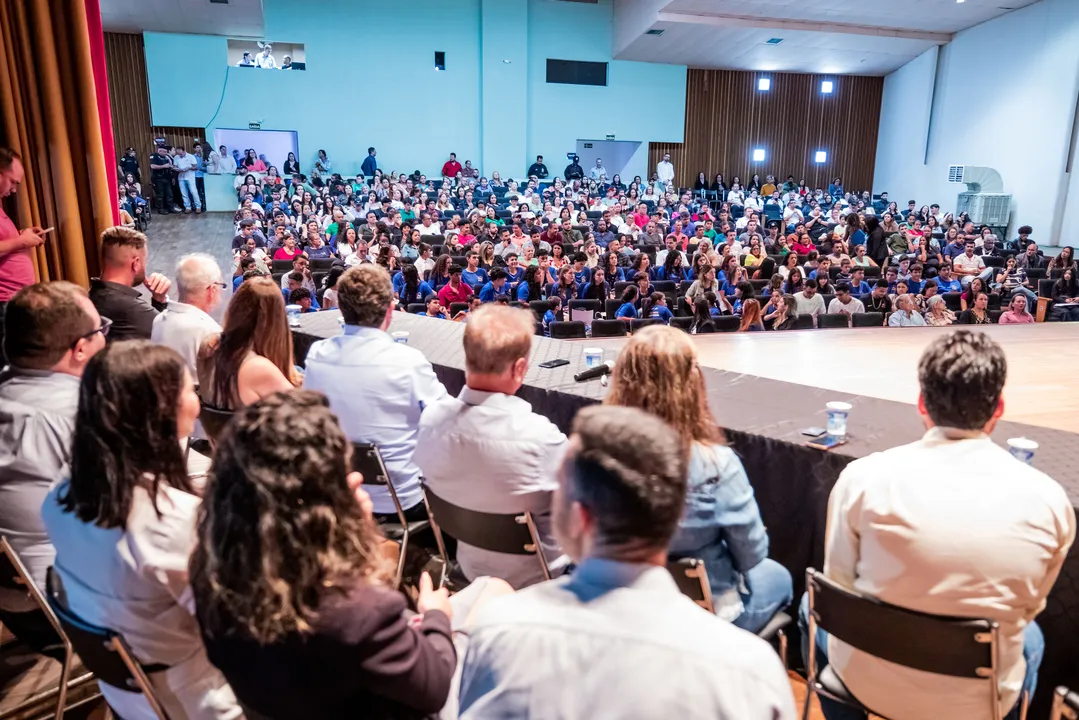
left=293, top=312, right=1079, bottom=718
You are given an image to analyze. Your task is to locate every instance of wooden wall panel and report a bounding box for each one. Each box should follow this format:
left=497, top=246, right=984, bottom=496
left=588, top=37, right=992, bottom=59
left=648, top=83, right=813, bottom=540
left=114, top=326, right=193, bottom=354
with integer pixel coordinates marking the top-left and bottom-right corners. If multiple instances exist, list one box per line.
left=649, top=69, right=883, bottom=194
left=103, top=33, right=207, bottom=186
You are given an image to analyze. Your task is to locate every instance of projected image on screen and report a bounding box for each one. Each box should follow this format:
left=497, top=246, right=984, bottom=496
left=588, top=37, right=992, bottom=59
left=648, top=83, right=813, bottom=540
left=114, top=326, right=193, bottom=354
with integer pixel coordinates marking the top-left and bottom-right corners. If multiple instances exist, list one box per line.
left=227, top=39, right=306, bottom=71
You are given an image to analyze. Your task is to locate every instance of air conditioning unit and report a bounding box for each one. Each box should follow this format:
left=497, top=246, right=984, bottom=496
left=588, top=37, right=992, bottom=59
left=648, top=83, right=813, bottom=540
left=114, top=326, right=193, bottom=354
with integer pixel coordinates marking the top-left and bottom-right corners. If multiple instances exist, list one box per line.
left=948, top=165, right=1012, bottom=226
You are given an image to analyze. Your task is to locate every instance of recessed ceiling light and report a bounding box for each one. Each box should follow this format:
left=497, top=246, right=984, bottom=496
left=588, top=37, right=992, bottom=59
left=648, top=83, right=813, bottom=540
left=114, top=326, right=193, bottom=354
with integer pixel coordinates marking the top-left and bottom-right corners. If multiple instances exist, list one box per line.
left=758, top=77, right=771, bottom=91
left=752, top=148, right=766, bottom=162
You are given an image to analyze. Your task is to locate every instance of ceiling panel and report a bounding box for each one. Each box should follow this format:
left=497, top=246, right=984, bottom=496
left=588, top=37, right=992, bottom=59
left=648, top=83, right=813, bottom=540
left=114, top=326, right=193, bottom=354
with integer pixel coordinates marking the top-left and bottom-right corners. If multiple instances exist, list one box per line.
left=663, top=0, right=1041, bottom=34
left=99, top=0, right=265, bottom=37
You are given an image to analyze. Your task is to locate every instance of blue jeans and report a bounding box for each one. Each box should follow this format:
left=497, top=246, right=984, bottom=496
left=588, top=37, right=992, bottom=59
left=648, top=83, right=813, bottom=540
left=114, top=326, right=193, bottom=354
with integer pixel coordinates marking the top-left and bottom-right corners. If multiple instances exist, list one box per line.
left=178, top=175, right=202, bottom=210
left=798, top=593, right=1043, bottom=720
left=732, top=559, right=794, bottom=634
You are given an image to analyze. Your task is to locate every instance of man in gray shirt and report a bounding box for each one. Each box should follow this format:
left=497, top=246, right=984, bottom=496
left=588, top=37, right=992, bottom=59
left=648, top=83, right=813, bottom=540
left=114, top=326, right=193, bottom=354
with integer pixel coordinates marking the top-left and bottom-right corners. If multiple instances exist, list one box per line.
left=0, top=282, right=106, bottom=645
left=458, top=405, right=796, bottom=719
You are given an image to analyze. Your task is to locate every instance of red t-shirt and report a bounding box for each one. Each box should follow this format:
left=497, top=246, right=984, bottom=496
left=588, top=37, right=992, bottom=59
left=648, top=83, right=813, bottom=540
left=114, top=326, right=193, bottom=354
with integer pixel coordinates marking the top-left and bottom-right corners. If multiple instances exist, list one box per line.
left=437, top=280, right=474, bottom=306
left=442, top=161, right=462, bottom=178
left=274, top=245, right=301, bottom=261
left=0, top=208, right=34, bottom=302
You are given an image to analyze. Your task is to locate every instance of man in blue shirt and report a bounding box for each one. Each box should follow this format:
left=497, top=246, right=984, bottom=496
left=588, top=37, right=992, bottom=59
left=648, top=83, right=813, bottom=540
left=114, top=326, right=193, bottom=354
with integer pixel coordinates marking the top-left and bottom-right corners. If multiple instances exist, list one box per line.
left=943, top=236, right=967, bottom=261
left=503, top=253, right=524, bottom=290
left=849, top=268, right=872, bottom=297
left=462, top=251, right=489, bottom=288
left=571, top=252, right=591, bottom=286
left=282, top=272, right=319, bottom=309
left=478, top=268, right=508, bottom=302
left=935, top=263, right=963, bottom=293
left=884, top=267, right=899, bottom=294
left=542, top=296, right=563, bottom=336
left=906, top=263, right=925, bottom=294
left=360, top=147, right=377, bottom=178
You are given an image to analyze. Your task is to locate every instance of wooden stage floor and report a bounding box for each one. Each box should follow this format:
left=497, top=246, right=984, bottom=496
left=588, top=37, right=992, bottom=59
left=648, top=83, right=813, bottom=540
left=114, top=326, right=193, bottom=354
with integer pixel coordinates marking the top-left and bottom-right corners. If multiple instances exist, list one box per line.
left=585, top=323, right=1079, bottom=434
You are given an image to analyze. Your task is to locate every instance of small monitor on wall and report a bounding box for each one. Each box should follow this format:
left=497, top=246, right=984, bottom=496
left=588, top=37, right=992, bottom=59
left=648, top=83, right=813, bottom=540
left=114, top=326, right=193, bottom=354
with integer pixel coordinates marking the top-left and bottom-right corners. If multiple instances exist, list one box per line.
left=227, top=39, right=306, bottom=71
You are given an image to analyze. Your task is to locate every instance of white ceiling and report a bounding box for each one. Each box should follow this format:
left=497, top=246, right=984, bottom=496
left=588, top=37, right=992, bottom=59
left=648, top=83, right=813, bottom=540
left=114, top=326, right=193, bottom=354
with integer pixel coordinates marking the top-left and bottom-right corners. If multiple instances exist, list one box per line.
left=100, top=0, right=265, bottom=37
left=615, top=0, right=1041, bottom=75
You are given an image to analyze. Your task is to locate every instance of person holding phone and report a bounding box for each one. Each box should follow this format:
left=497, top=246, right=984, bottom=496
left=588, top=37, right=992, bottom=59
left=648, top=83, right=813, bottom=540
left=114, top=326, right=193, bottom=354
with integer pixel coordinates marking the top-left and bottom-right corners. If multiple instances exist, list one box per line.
left=0, top=148, right=47, bottom=360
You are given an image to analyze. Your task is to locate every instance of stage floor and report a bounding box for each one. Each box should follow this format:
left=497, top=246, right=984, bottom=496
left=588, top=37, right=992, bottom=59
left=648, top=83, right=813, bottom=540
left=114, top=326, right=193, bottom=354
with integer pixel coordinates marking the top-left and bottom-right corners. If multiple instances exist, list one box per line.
left=585, top=324, right=1079, bottom=434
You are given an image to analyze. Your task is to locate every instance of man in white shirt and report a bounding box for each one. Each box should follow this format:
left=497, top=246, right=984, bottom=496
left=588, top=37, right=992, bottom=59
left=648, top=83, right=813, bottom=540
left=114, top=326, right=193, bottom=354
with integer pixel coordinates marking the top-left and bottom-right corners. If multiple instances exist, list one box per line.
left=151, top=254, right=223, bottom=372
left=589, top=158, right=607, bottom=183
left=416, top=212, right=442, bottom=236
left=655, top=235, right=688, bottom=268
left=826, top=282, right=864, bottom=327
left=744, top=191, right=764, bottom=214
left=887, top=293, right=927, bottom=327
left=415, top=306, right=567, bottom=589
left=303, top=265, right=447, bottom=518
left=802, top=331, right=1074, bottom=720
left=783, top=200, right=804, bottom=232
left=459, top=405, right=796, bottom=719
left=256, top=44, right=276, bottom=69
left=171, top=147, right=202, bottom=214
left=795, top=278, right=826, bottom=327
left=656, top=153, right=675, bottom=189
left=953, top=240, right=991, bottom=286
left=216, top=144, right=237, bottom=175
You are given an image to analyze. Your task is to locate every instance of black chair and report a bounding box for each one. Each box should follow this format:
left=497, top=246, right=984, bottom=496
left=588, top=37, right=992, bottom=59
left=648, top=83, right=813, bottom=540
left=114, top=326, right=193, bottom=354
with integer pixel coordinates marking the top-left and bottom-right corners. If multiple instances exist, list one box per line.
left=426, top=234, right=446, bottom=246
left=652, top=280, right=676, bottom=292
left=198, top=403, right=235, bottom=447
left=942, top=292, right=963, bottom=312
left=591, top=319, right=627, bottom=337
left=534, top=321, right=544, bottom=336
left=271, top=272, right=285, bottom=288
left=803, top=568, right=1024, bottom=720
left=45, top=569, right=171, bottom=719
left=430, top=244, right=445, bottom=257
left=604, top=298, right=622, bottom=320
left=863, top=266, right=882, bottom=278
left=406, top=302, right=426, bottom=314
left=422, top=485, right=551, bottom=590
left=670, top=316, right=693, bottom=331
left=714, top=315, right=741, bottom=332
left=792, top=314, right=815, bottom=330
left=667, top=558, right=790, bottom=667
left=982, top=255, right=1005, bottom=268
left=989, top=310, right=1003, bottom=323
left=0, top=538, right=93, bottom=720
left=1051, top=686, right=1079, bottom=720
left=310, top=257, right=335, bottom=270
left=448, top=302, right=469, bottom=318
left=271, top=258, right=295, bottom=272
left=817, top=314, right=850, bottom=329
left=1027, top=267, right=1047, bottom=281
left=351, top=443, right=428, bottom=590
left=567, top=299, right=602, bottom=315
left=630, top=318, right=662, bottom=333
left=549, top=321, right=587, bottom=339
left=851, top=312, right=884, bottom=327
left=529, top=300, right=551, bottom=321
left=819, top=293, right=836, bottom=308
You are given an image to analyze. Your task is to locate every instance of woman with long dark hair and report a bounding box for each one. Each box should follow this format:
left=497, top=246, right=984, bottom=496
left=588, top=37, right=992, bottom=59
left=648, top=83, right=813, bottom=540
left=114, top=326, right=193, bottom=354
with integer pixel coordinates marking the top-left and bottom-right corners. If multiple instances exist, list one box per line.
left=604, top=327, right=792, bottom=631
left=693, top=172, right=709, bottom=198
left=659, top=249, right=689, bottom=283
left=783, top=267, right=805, bottom=294
left=615, top=285, right=639, bottom=322
left=549, top=265, right=579, bottom=303
left=601, top=251, right=624, bottom=283
left=640, top=291, right=673, bottom=325
left=43, top=342, right=241, bottom=719
left=397, top=263, right=435, bottom=308
left=190, top=391, right=509, bottom=719
left=1053, top=268, right=1079, bottom=321
left=282, top=151, right=299, bottom=176
left=691, top=297, right=716, bottom=334
left=579, top=266, right=610, bottom=301
left=197, top=277, right=297, bottom=409
left=516, top=265, right=545, bottom=302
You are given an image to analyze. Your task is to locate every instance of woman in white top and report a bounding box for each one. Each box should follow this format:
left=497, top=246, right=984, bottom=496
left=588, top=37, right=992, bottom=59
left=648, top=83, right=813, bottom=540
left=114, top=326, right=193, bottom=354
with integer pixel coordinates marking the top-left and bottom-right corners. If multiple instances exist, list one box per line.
left=726, top=183, right=745, bottom=206
left=42, top=341, right=242, bottom=720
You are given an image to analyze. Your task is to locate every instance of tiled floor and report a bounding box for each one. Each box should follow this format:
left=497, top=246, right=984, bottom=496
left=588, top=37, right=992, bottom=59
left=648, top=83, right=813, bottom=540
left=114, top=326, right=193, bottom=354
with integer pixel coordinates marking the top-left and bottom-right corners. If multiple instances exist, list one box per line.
left=141, top=210, right=235, bottom=321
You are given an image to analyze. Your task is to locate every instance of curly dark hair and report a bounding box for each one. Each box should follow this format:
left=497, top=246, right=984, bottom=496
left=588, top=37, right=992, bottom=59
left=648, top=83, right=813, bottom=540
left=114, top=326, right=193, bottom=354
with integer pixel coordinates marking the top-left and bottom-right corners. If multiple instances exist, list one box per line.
left=59, top=341, right=192, bottom=528
left=190, top=390, right=390, bottom=644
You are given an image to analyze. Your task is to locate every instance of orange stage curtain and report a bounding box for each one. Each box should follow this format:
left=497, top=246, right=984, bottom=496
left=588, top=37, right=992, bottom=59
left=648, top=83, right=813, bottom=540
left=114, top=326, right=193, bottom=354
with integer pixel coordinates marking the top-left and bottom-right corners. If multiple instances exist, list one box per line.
left=0, top=0, right=117, bottom=285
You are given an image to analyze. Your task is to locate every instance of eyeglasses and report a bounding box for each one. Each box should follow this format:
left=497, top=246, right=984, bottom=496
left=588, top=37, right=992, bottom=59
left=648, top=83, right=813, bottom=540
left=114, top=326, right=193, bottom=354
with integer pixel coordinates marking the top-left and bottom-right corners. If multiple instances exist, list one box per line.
left=211, top=282, right=227, bottom=290
left=73, top=316, right=111, bottom=348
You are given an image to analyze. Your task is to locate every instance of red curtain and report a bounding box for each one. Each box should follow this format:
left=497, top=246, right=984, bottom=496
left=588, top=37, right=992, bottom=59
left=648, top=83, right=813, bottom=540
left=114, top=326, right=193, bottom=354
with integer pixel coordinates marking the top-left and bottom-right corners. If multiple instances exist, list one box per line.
left=84, top=0, right=118, bottom=226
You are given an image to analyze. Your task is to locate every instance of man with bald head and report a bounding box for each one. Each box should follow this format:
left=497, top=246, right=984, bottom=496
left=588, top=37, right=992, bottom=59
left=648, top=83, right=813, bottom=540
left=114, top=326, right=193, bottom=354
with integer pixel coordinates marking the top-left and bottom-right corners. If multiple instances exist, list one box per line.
left=151, top=253, right=223, bottom=371
left=89, top=226, right=172, bottom=341
left=415, top=304, right=568, bottom=589
left=0, top=148, right=46, bottom=359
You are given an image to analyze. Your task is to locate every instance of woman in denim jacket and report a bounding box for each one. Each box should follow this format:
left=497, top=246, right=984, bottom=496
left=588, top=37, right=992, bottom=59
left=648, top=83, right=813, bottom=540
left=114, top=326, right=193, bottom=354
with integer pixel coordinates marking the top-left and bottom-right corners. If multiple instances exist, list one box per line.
left=604, top=325, right=793, bottom=633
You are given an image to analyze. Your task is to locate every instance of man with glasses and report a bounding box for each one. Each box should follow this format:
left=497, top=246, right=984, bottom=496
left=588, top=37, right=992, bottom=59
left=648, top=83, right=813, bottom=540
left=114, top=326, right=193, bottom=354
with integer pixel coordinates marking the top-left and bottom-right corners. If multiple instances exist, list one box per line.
left=89, top=226, right=171, bottom=342
left=0, top=282, right=107, bottom=653
left=151, top=254, right=223, bottom=373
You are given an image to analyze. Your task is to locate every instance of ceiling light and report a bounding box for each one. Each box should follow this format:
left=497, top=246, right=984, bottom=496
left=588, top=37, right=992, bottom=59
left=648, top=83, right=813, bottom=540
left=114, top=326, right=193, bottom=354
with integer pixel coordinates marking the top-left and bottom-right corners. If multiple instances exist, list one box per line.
left=821, top=80, right=834, bottom=94
left=758, top=77, right=771, bottom=92
left=752, top=148, right=766, bottom=162
left=815, top=151, right=828, bottom=163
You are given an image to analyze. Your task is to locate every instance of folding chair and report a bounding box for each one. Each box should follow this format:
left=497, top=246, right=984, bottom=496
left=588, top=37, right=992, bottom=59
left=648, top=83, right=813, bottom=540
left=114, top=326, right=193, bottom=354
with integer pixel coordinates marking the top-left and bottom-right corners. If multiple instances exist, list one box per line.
left=714, top=315, right=741, bottom=332
left=0, top=538, right=95, bottom=720
left=591, top=319, right=627, bottom=337
left=817, top=314, right=850, bottom=329
left=422, top=486, right=550, bottom=589
left=851, top=312, right=884, bottom=328
left=666, top=558, right=790, bottom=667
left=407, top=302, right=426, bottom=314
left=197, top=403, right=235, bottom=447
left=670, top=316, right=693, bottom=331
left=1051, top=686, right=1079, bottom=720
left=549, top=321, right=587, bottom=339
left=792, top=315, right=815, bottom=330
left=350, top=443, right=429, bottom=590
left=45, top=569, right=172, bottom=719
left=803, top=568, right=1026, bottom=720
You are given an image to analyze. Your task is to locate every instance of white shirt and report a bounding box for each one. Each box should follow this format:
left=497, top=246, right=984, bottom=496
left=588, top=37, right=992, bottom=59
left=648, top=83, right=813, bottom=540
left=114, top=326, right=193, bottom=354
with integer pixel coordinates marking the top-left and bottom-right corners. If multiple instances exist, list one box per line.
left=172, top=153, right=197, bottom=181
left=827, top=296, right=864, bottom=316
left=459, top=559, right=796, bottom=719
left=657, top=160, right=675, bottom=186
left=302, top=325, right=448, bottom=514
left=954, top=252, right=986, bottom=275
left=417, top=222, right=443, bottom=236
left=589, top=166, right=607, bottom=182
left=256, top=52, right=276, bottom=69
left=824, top=427, right=1075, bottom=720
left=218, top=154, right=237, bottom=175
left=745, top=196, right=764, bottom=212
left=414, top=386, right=568, bottom=589
left=151, top=301, right=221, bottom=373
left=795, top=291, right=825, bottom=325
left=783, top=207, right=804, bottom=224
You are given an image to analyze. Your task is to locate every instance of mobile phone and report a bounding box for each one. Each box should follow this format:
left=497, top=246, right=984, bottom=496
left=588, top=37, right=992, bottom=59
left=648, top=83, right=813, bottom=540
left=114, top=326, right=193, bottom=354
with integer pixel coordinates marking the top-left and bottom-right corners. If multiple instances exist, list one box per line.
left=538, top=358, right=570, bottom=369
left=40, top=227, right=55, bottom=234
left=800, top=427, right=827, bottom=438
left=807, top=435, right=847, bottom=451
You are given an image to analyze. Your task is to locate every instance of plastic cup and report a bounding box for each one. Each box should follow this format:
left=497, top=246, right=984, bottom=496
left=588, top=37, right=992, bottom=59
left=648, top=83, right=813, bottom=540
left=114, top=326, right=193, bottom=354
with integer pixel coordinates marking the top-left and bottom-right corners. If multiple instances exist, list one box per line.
left=391, top=331, right=410, bottom=344
left=1007, top=437, right=1038, bottom=464
left=285, top=304, right=301, bottom=327
left=825, top=401, right=852, bottom=438
left=583, top=347, right=603, bottom=369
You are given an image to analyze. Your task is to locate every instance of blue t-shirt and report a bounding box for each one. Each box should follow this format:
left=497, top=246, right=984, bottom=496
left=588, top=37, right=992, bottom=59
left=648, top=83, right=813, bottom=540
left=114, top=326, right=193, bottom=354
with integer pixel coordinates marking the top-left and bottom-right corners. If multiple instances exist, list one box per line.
left=399, top=281, right=435, bottom=306
left=850, top=280, right=872, bottom=296
left=937, top=276, right=963, bottom=293
left=646, top=305, right=674, bottom=324
left=462, top=267, right=489, bottom=287
left=478, top=281, right=507, bottom=302
left=306, top=245, right=333, bottom=259
left=281, top=287, right=320, bottom=310
left=503, top=266, right=524, bottom=288
left=542, top=309, right=560, bottom=336
left=849, top=229, right=867, bottom=247
left=615, top=302, right=638, bottom=319
left=573, top=266, right=592, bottom=286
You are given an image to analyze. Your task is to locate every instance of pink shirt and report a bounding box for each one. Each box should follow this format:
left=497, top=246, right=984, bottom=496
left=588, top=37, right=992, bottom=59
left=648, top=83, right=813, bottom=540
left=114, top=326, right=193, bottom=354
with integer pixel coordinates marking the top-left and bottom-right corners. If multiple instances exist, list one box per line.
left=998, top=310, right=1034, bottom=324
left=0, top=208, right=34, bottom=302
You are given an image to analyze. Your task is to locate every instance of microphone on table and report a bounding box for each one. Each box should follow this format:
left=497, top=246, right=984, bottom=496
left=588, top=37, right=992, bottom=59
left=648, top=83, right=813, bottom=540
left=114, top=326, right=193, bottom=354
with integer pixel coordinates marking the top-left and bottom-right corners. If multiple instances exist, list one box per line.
left=575, top=360, right=615, bottom=382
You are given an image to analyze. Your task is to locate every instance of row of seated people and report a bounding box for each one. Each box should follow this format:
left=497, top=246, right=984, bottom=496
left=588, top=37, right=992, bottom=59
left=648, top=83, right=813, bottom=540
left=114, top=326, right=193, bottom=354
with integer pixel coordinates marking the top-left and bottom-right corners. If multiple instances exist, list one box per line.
left=2, top=236, right=1071, bottom=719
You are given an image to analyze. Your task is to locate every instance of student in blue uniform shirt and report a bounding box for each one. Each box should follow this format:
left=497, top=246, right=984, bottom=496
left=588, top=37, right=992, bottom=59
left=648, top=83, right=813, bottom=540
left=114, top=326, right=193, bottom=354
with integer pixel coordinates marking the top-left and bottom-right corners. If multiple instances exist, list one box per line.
left=423, top=295, right=447, bottom=319
left=579, top=267, right=611, bottom=302
left=656, top=251, right=690, bottom=283
left=571, top=252, right=592, bottom=286
left=395, top=264, right=435, bottom=308
left=502, top=253, right=525, bottom=290
left=516, top=265, right=546, bottom=302
left=633, top=272, right=654, bottom=305
left=542, top=296, right=564, bottom=336
left=547, top=265, right=580, bottom=304
left=462, top=250, right=489, bottom=288
left=615, top=286, right=639, bottom=323
left=641, top=291, right=673, bottom=325
left=478, top=267, right=508, bottom=302
left=848, top=268, right=872, bottom=296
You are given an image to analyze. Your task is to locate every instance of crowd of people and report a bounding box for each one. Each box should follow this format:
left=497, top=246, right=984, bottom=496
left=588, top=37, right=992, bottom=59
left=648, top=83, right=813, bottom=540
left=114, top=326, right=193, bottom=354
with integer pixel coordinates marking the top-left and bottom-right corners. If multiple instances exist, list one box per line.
left=212, top=151, right=1079, bottom=336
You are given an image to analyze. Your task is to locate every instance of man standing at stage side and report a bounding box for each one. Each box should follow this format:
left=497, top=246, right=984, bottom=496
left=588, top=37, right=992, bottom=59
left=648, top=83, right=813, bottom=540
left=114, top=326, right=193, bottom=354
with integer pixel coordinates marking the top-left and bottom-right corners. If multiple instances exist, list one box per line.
left=800, top=331, right=1074, bottom=720
left=0, top=148, right=45, bottom=361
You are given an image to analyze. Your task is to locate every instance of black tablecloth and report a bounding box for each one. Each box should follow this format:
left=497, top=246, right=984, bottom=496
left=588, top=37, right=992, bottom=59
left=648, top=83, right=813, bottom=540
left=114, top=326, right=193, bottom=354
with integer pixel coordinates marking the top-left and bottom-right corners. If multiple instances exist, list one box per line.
left=294, top=312, right=1079, bottom=717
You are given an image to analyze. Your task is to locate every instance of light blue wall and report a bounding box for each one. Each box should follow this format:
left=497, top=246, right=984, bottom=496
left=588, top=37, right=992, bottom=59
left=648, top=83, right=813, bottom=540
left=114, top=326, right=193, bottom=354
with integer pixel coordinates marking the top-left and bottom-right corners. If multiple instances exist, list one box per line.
left=142, top=0, right=685, bottom=180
